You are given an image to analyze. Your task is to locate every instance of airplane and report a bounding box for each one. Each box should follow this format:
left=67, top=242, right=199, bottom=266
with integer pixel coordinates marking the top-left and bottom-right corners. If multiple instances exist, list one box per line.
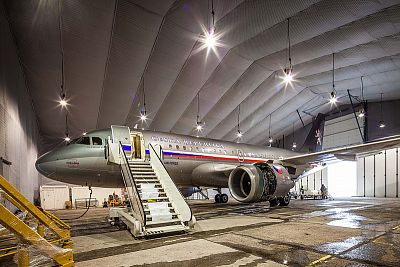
left=35, top=127, right=400, bottom=206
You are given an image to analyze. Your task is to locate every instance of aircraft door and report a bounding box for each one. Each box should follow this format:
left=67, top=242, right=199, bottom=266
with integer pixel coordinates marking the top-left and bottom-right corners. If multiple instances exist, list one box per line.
left=111, top=125, right=132, bottom=157
left=132, top=135, right=142, bottom=159
left=111, top=125, right=130, bottom=145
left=237, top=149, right=244, bottom=163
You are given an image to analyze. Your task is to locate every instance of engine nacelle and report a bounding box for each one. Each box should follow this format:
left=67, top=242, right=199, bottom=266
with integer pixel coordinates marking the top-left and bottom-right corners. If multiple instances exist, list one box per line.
left=228, top=162, right=294, bottom=203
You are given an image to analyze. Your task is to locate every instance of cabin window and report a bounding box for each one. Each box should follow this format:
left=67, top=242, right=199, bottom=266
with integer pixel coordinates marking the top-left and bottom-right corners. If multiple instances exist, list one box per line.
left=176, top=145, right=180, bottom=150
left=169, top=144, right=172, bottom=149
left=223, top=150, right=227, bottom=154
left=76, top=137, right=90, bottom=145
left=232, top=150, right=234, bottom=155
left=183, top=146, right=187, bottom=150
left=196, top=147, right=199, bottom=151
left=92, top=137, right=102, bottom=146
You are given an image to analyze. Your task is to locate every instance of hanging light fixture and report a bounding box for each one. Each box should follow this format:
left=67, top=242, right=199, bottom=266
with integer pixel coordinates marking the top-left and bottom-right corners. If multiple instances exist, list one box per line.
left=329, top=53, right=337, bottom=104
left=204, top=0, right=216, bottom=49
left=283, top=18, right=294, bottom=85
left=236, top=104, right=243, bottom=139
left=64, top=112, right=70, bottom=142
left=292, top=123, right=296, bottom=150
left=140, top=77, right=147, bottom=122
left=379, top=92, right=385, bottom=128
left=268, top=114, right=273, bottom=145
left=195, top=93, right=204, bottom=132
left=58, top=0, right=67, bottom=108
left=358, top=76, right=365, bottom=118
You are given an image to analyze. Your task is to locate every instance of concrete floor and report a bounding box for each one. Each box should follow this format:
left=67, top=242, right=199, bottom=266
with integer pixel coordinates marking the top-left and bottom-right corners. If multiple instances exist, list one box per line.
left=3, top=197, right=400, bottom=266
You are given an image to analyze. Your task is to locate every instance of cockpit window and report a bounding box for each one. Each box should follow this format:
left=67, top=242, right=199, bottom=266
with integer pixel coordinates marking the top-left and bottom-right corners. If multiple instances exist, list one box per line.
left=75, top=136, right=90, bottom=145
left=92, top=137, right=102, bottom=146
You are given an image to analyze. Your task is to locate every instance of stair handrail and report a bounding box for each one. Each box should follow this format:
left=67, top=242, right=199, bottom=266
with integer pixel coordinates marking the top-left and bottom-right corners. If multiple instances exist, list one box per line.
left=118, top=142, right=146, bottom=226
left=148, top=143, right=193, bottom=222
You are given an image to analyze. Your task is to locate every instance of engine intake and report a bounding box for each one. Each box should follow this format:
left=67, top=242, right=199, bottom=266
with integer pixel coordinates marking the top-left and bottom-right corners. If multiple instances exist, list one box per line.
left=228, top=162, right=293, bottom=203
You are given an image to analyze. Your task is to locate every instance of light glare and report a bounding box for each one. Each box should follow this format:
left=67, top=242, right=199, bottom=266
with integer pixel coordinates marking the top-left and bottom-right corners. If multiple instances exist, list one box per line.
left=196, top=124, right=202, bottom=131
left=140, top=114, right=147, bottom=122
left=283, top=71, right=293, bottom=84
left=205, top=31, right=216, bottom=48
left=237, top=131, right=243, bottom=138
left=64, top=136, right=71, bottom=142
left=59, top=99, right=67, bottom=106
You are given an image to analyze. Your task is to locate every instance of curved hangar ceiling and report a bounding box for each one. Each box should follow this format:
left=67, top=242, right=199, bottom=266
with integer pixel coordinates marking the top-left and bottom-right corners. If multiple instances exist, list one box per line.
left=3, top=0, right=400, bottom=147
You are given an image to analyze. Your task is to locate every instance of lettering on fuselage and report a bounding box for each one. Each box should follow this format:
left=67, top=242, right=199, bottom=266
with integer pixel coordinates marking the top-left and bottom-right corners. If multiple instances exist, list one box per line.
left=151, top=135, right=224, bottom=149
left=66, top=159, right=80, bottom=168
left=164, top=161, right=178, bottom=165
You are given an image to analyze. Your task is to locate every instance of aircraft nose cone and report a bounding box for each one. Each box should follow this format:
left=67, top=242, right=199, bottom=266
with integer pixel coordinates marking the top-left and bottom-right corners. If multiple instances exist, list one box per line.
left=35, top=152, right=57, bottom=177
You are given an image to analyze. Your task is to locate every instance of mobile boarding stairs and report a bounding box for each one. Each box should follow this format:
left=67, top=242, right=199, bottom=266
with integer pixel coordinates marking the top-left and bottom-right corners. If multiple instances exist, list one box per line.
left=106, top=126, right=195, bottom=237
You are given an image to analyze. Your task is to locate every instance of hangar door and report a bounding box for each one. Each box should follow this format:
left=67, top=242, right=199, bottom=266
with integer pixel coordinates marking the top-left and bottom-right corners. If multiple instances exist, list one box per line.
left=322, top=113, right=364, bottom=150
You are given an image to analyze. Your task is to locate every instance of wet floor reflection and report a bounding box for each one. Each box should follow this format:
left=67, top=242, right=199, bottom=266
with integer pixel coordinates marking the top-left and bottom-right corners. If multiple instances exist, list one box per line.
left=317, top=236, right=365, bottom=254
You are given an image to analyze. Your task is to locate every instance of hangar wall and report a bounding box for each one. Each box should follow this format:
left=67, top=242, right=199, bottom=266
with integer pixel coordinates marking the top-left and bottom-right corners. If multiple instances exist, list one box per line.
left=357, top=148, right=399, bottom=198
left=0, top=3, right=41, bottom=204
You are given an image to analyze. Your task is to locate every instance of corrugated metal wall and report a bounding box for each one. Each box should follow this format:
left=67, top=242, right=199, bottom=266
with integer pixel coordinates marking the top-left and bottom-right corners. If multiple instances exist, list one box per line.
left=357, top=148, right=399, bottom=198
left=0, top=2, right=41, bottom=204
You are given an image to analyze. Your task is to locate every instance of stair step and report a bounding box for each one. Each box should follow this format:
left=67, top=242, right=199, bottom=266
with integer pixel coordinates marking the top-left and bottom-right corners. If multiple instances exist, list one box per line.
left=135, top=180, right=159, bottom=183
left=145, top=218, right=181, bottom=226
left=129, top=168, right=153, bottom=172
left=144, top=208, right=175, bottom=215
left=137, top=183, right=162, bottom=187
left=132, top=175, right=157, bottom=178
left=141, top=197, right=169, bottom=202
left=134, top=179, right=159, bottom=182
left=146, top=213, right=178, bottom=219
left=131, top=172, right=156, bottom=175
left=137, top=188, right=164, bottom=192
left=140, top=195, right=167, bottom=200
left=129, top=165, right=151, bottom=168
left=139, top=192, right=167, bottom=196
left=144, top=224, right=187, bottom=236
left=143, top=201, right=171, bottom=207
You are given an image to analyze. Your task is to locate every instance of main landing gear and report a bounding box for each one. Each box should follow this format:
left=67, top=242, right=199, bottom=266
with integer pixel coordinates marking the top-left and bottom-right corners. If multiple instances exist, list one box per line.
left=269, top=194, right=291, bottom=207
left=214, top=189, right=228, bottom=203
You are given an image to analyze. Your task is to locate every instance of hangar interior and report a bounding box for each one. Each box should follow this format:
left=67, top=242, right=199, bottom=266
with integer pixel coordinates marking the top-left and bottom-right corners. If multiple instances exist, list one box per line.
left=1, top=0, right=400, bottom=266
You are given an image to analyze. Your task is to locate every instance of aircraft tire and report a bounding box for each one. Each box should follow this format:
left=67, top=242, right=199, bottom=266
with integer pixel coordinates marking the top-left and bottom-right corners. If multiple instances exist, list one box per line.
left=220, top=194, right=228, bottom=203
left=269, top=198, right=279, bottom=207
left=215, top=194, right=221, bottom=203
left=278, top=194, right=290, bottom=206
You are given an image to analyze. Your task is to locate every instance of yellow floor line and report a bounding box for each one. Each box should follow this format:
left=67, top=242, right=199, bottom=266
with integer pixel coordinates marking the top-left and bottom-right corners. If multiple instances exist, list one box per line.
left=306, top=255, right=333, bottom=266
left=391, top=225, right=400, bottom=230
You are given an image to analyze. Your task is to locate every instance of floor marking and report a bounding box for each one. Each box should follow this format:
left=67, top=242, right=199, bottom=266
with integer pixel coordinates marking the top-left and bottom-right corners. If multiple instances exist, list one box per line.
left=306, top=255, right=333, bottom=266
left=391, top=225, right=400, bottom=230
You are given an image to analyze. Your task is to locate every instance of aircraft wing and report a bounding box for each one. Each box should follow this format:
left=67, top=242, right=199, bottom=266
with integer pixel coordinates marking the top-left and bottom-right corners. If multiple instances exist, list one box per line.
left=282, top=135, right=400, bottom=166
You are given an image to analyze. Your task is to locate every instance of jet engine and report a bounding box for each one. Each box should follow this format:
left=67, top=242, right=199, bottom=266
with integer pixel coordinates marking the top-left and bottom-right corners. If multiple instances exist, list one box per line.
left=228, top=162, right=294, bottom=203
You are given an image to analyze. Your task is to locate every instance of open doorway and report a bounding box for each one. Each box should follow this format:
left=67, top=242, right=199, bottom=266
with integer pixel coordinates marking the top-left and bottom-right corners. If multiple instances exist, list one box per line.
left=327, top=161, right=357, bottom=197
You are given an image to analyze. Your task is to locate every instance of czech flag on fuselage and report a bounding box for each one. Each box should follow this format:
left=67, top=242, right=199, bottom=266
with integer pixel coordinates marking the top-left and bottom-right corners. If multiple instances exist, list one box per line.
left=273, top=165, right=283, bottom=174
